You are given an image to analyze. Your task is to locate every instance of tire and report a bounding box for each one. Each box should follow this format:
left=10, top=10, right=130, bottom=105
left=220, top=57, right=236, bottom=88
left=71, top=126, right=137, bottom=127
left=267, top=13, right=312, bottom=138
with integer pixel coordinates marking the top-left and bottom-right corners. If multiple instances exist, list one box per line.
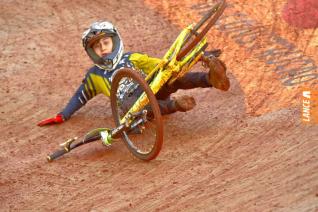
left=176, top=0, right=226, bottom=61
left=110, top=68, right=163, bottom=161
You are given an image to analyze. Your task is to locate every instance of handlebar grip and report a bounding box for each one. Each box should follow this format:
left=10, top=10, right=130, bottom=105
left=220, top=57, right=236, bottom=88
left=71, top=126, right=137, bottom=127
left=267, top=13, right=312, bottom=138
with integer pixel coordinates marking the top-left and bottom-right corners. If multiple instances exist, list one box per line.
left=47, top=148, right=68, bottom=162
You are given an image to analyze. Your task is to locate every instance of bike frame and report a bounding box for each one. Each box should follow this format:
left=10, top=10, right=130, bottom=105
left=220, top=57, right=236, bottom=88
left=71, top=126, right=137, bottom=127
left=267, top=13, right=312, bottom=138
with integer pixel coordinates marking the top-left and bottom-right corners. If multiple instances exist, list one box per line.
left=120, top=25, right=208, bottom=124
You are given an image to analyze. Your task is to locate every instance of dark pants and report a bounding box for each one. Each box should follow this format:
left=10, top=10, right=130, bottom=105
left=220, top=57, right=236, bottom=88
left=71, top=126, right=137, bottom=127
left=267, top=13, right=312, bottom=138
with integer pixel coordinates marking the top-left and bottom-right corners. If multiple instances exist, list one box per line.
left=155, top=72, right=211, bottom=114
left=121, top=72, right=211, bottom=116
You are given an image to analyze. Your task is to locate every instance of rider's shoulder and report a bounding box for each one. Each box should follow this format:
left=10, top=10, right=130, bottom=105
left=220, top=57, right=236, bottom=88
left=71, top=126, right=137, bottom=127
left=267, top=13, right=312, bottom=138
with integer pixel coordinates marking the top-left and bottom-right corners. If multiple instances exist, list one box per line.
left=119, top=52, right=151, bottom=67
left=128, top=52, right=152, bottom=62
left=86, top=52, right=150, bottom=72
left=123, top=52, right=148, bottom=59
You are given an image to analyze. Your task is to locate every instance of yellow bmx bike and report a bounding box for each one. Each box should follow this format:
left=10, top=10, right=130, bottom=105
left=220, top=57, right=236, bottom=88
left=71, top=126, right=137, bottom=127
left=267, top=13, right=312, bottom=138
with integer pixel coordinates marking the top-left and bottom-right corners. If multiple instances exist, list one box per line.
left=47, top=0, right=226, bottom=162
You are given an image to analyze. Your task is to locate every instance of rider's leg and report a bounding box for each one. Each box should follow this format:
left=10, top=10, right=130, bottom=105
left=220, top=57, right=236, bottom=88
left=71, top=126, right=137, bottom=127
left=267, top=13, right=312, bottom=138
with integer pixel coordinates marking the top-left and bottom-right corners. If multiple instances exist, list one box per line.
left=155, top=57, right=230, bottom=100
left=156, top=72, right=210, bottom=100
left=157, top=95, right=196, bottom=115
left=142, top=95, right=196, bottom=120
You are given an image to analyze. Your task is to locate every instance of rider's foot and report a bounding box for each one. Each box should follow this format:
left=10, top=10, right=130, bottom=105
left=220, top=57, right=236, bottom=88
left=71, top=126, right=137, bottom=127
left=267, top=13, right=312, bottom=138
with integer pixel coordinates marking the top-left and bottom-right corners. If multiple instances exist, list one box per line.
left=173, top=95, right=196, bottom=112
left=202, top=56, right=230, bottom=91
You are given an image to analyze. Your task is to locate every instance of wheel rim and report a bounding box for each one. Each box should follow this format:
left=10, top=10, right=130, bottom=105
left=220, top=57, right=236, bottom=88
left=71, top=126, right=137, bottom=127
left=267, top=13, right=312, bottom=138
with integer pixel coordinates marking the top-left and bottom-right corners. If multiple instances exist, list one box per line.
left=110, top=69, right=163, bottom=160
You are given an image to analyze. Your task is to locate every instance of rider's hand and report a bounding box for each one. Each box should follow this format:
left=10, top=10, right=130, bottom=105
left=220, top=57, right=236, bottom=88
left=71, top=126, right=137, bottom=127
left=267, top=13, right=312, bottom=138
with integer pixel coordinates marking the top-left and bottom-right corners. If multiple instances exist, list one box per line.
left=37, top=114, right=65, bottom=126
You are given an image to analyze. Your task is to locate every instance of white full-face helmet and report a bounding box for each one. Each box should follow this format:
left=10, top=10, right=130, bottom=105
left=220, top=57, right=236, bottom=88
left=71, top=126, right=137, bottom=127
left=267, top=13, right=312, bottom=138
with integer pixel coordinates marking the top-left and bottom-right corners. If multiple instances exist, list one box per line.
left=82, top=21, right=124, bottom=70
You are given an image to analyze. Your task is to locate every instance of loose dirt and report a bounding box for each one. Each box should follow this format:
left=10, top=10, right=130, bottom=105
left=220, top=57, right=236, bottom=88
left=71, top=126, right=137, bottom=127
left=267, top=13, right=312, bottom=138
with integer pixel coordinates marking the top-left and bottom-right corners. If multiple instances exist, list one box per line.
left=1, top=0, right=317, bottom=211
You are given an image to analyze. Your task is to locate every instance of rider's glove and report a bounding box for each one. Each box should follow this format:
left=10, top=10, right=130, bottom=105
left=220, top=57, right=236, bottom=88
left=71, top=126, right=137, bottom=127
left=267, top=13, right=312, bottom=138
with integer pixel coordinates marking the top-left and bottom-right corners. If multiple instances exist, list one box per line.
left=37, top=114, right=65, bottom=126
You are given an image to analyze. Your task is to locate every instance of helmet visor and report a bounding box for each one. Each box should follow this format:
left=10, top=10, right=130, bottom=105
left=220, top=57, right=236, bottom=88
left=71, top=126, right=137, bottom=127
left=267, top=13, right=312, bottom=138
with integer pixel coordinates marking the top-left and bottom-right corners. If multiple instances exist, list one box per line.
left=87, top=32, right=112, bottom=48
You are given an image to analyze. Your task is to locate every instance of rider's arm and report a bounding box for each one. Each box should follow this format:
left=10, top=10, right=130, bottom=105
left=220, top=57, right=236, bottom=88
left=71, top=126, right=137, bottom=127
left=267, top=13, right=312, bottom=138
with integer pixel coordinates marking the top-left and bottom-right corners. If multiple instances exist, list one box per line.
left=60, top=65, right=112, bottom=120
left=37, top=83, right=90, bottom=126
left=129, top=53, right=161, bottom=75
left=38, top=66, right=111, bottom=126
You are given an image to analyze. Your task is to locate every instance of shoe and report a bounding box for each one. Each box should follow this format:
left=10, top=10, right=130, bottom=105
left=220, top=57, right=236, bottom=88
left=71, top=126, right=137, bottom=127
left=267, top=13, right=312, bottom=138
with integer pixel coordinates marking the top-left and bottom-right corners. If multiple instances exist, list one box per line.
left=202, top=56, right=230, bottom=91
left=174, top=95, right=196, bottom=112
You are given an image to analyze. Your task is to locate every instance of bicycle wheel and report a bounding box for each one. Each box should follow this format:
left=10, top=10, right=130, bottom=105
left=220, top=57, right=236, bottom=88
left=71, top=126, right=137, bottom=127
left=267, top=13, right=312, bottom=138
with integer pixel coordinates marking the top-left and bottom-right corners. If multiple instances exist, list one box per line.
left=176, top=0, right=226, bottom=61
left=110, top=68, right=163, bottom=161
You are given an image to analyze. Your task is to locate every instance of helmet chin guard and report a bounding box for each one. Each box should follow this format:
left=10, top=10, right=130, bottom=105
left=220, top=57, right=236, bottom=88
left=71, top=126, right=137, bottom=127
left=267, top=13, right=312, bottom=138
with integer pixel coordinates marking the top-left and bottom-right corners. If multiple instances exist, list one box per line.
left=82, top=21, right=124, bottom=70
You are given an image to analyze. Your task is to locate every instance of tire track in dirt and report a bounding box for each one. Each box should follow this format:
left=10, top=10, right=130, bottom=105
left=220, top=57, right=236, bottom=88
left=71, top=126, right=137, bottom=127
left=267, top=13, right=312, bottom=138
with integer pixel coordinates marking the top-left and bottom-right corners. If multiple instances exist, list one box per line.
left=90, top=107, right=314, bottom=209
left=124, top=116, right=317, bottom=211
left=1, top=0, right=318, bottom=211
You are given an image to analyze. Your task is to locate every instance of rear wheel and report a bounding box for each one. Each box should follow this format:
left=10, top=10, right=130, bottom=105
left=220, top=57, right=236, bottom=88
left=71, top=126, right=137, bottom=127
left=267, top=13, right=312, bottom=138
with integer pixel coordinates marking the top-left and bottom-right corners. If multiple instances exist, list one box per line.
left=110, top=68, right=163, bottom=161
left=176, top=0, right=226, bottom=60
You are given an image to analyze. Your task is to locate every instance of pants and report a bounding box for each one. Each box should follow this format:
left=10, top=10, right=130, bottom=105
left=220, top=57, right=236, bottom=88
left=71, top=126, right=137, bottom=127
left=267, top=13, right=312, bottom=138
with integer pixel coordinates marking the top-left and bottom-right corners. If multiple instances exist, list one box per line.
left=121, top=72, right=211, bottom=115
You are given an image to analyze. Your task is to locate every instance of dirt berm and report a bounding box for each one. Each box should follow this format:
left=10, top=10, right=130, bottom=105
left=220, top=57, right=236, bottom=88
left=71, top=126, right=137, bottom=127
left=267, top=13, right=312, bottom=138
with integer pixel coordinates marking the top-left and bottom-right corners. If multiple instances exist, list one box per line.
left=0, top=0, right=317, bottom=211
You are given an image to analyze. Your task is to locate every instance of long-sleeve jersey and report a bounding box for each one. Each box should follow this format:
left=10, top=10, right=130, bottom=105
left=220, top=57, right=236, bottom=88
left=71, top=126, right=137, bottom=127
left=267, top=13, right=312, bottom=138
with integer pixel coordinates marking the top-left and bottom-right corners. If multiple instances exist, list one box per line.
left=60, top=52, right=161, bottom=120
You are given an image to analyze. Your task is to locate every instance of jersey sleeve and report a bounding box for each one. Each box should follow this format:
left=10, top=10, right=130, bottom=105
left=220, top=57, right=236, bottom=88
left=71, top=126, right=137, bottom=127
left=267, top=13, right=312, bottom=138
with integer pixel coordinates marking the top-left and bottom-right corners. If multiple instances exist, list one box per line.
left=60, top=66, right=112, bottom=120
left=129, top=53, right=161, bottom=75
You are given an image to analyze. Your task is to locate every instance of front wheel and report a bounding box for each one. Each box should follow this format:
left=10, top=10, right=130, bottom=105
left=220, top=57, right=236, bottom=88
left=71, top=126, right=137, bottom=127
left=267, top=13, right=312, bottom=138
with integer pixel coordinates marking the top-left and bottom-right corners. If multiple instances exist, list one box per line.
left=110, top=68, right=163, bottom=161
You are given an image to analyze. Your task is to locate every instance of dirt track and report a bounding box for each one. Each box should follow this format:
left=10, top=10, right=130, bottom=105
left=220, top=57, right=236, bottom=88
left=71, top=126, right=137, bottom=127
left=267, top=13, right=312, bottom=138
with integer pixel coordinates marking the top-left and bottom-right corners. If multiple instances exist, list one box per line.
left=1, top=0, right=318, bottom=211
